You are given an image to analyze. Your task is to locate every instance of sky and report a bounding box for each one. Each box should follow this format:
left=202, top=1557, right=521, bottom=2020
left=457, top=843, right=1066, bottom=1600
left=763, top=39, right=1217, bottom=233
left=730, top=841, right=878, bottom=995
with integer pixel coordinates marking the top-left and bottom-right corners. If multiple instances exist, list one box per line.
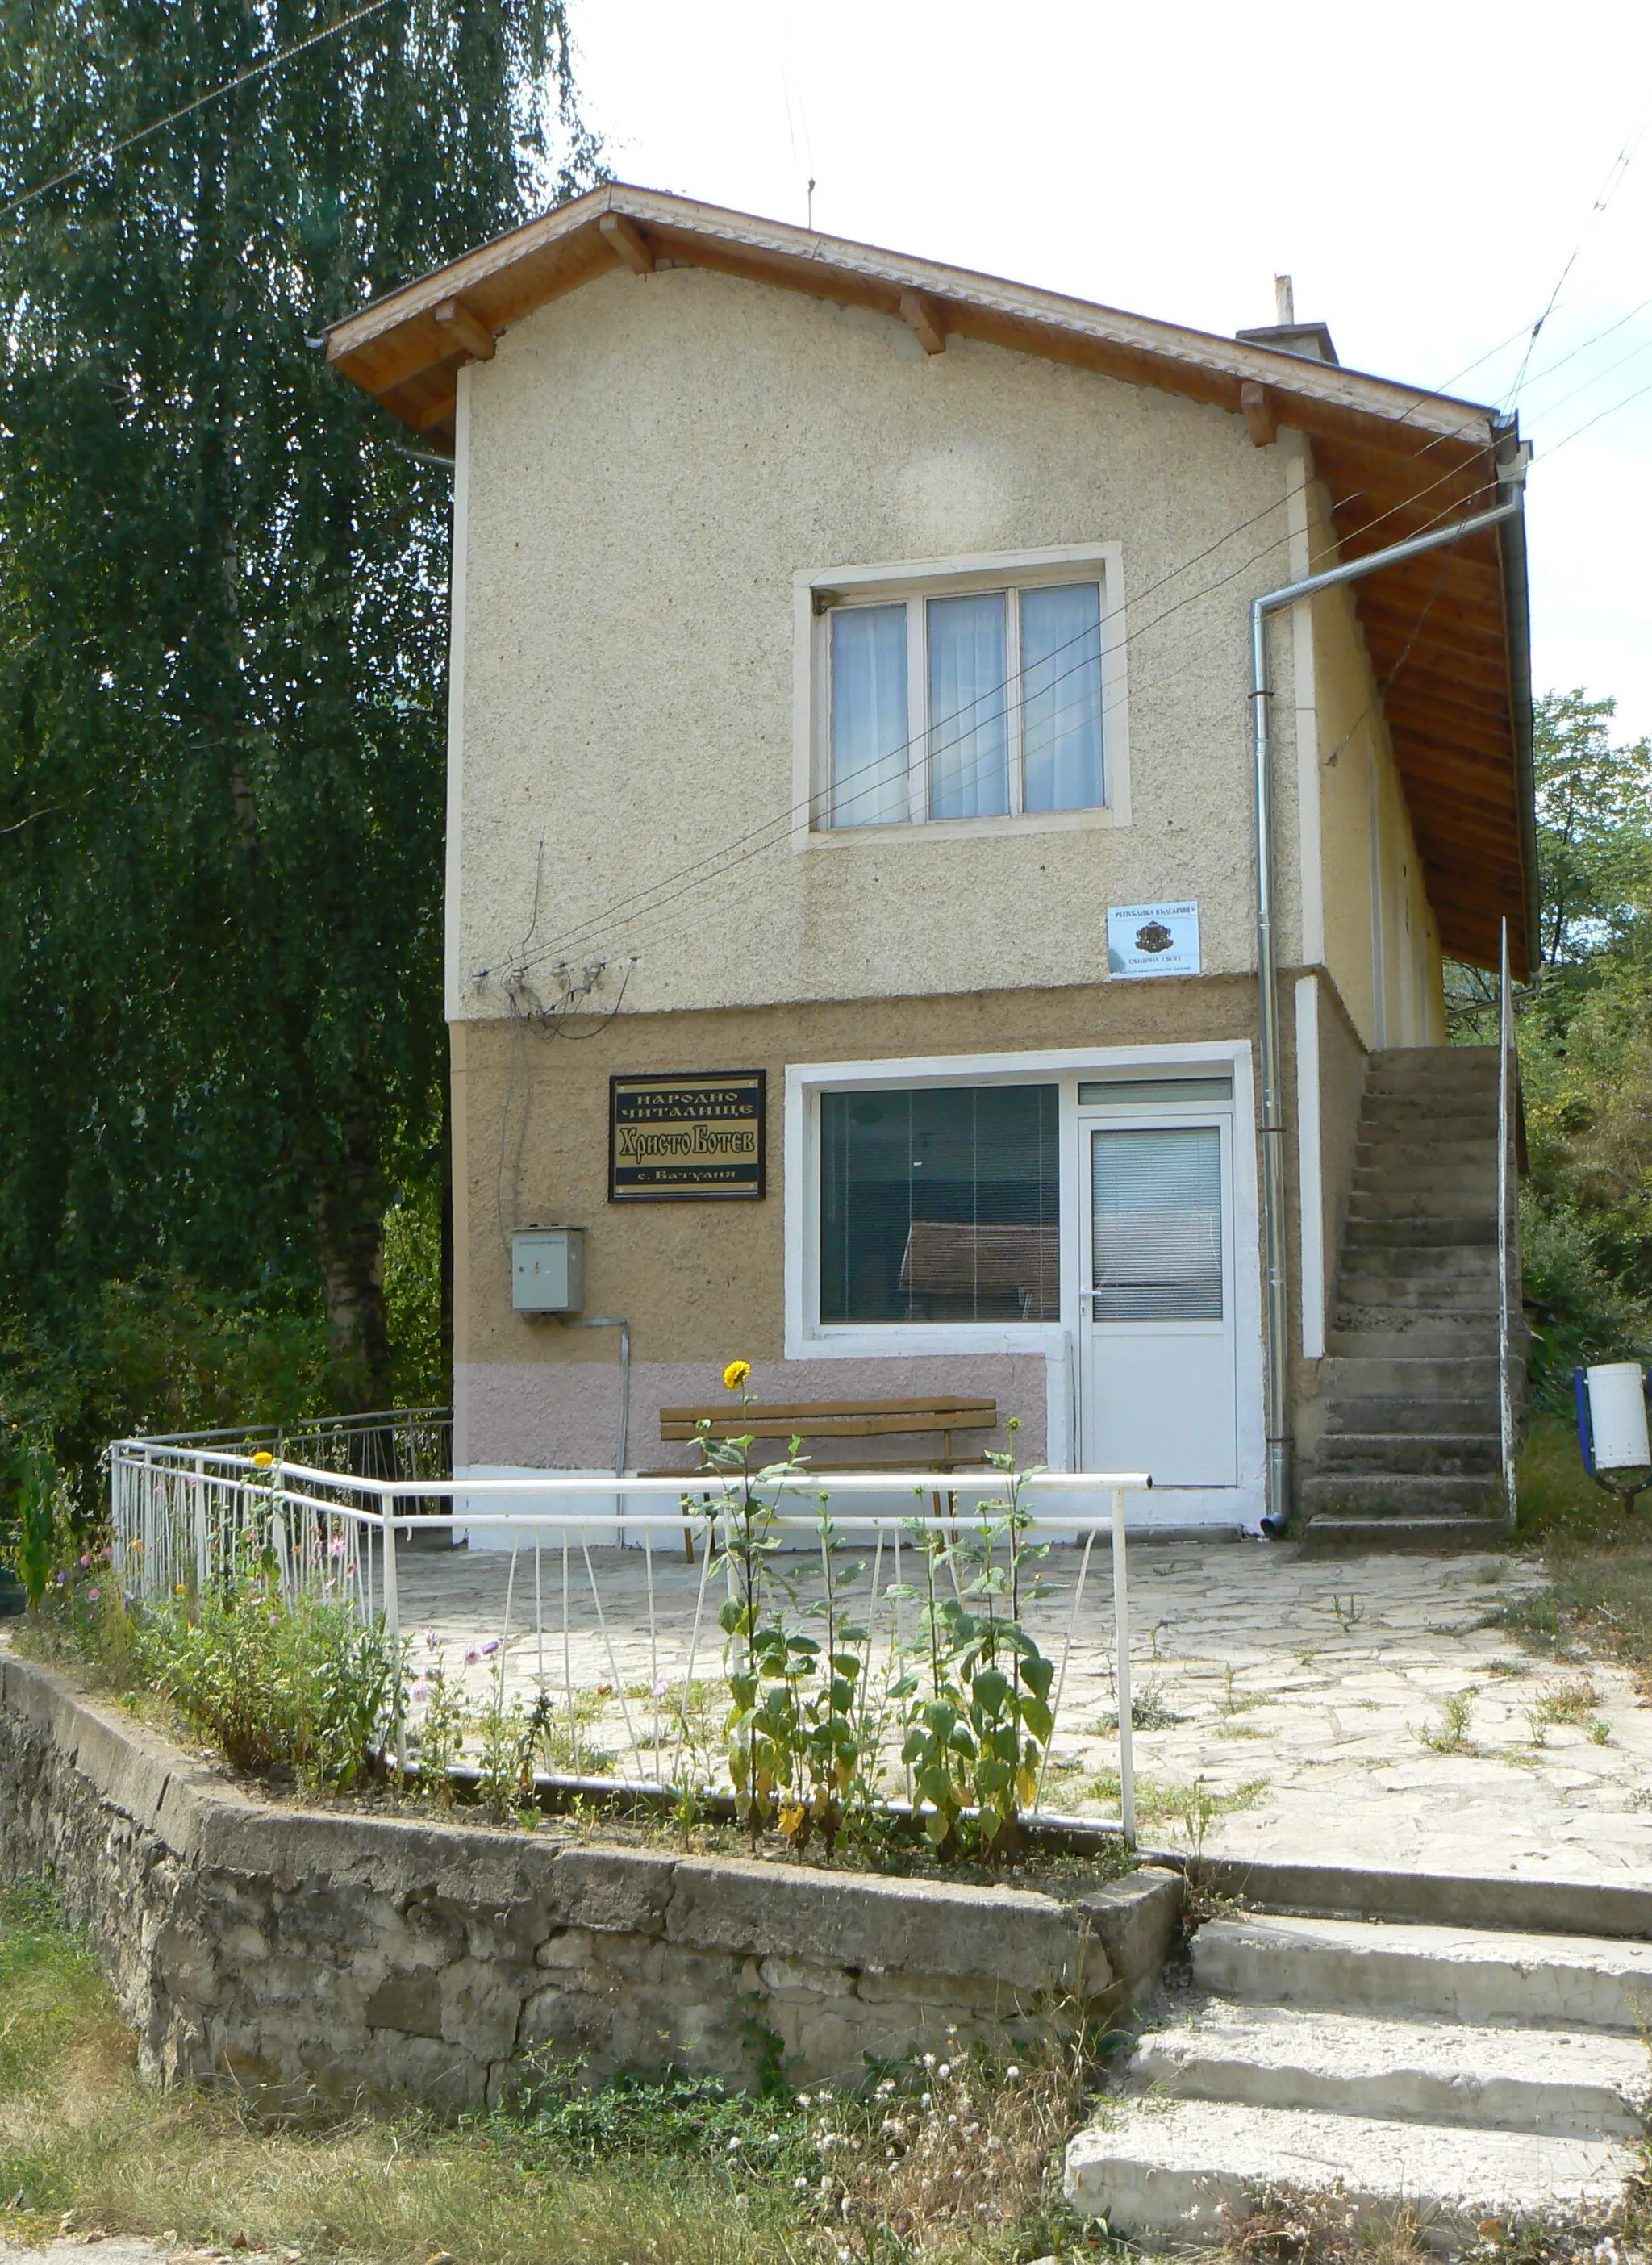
left=572, top=0, right=1652, bottom=745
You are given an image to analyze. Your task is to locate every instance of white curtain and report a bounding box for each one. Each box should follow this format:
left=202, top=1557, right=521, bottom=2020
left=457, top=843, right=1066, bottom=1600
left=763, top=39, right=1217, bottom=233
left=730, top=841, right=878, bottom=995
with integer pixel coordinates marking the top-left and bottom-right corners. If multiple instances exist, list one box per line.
left=830, top=604, right=909, bottom=826
left=928, top=591, right=1007, bottom=819
left=1022, top=582, right=1103, bottom=811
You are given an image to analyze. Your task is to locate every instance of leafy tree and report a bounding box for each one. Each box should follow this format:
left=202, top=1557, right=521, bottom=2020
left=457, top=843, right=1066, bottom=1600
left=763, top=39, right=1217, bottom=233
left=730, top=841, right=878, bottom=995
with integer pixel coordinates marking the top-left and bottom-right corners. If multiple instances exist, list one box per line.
left=1463, top=692, right=1652, bottom=1399
left=1530, top=689, right=1652, bottom=968
left=0, top=0, right=601, bottom=1458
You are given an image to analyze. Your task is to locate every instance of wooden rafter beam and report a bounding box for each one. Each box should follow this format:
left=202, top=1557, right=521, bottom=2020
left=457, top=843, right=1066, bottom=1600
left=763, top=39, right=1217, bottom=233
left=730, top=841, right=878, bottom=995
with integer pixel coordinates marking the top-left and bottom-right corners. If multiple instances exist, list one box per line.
left=413, top=389, right=461, bottom=432
left=432, top=298, right=496, bottom=362
left=899, top=289, right=947, bottom=355
left=1240, top=381, right=1277, bottom=448
left=1369, top=653, right=1511, bottom=707
left=1385, top=710, right=1517, bottom=767
left=1392, top=749, right=1519, bottom=804
left=1394, top=760, right=1513, bottom=811
left=1354, top=552, right=1505, bottom=608
left=1399, top=797, right=1521, bottom=854
left=1355, top=592, right=1508, bottom=649
left=599, top=211, right=656, bottom=275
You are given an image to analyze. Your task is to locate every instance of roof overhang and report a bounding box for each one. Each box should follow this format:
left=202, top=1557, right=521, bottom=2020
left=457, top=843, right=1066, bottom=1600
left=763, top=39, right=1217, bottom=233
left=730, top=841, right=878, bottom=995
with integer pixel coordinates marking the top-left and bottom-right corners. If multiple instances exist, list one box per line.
left=323, top=183, right=1535, bottom=976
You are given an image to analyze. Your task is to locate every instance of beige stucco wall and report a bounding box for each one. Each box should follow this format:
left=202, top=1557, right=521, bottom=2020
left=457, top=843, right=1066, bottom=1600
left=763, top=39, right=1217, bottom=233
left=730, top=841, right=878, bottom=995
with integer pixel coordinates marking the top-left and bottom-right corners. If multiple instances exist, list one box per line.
left=448, top=262, right=1305, bottom=1026
left=452, top=977, right=1274, bottom=1477
left=438, top=254, right=1482, bottom=1504
left=1299, top=471, right=1445, bottom=1050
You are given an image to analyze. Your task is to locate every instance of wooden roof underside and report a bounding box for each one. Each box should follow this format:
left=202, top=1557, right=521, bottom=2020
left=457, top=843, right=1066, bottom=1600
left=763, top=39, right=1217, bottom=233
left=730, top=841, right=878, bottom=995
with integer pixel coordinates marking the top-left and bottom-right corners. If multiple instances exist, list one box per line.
left=325, top=186, right=1533, bottom=976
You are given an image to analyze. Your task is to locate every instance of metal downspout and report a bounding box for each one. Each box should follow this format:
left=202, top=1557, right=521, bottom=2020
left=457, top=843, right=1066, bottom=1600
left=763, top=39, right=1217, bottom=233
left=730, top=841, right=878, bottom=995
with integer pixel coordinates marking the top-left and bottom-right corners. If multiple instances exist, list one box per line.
left=1250, top=475, right=1527, bottom=1532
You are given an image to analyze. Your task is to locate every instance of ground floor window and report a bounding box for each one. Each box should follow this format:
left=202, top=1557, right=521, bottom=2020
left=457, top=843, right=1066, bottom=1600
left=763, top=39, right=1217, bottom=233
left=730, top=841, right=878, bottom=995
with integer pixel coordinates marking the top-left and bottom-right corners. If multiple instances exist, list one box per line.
left=818, top=1082, right=1059, bottom=1324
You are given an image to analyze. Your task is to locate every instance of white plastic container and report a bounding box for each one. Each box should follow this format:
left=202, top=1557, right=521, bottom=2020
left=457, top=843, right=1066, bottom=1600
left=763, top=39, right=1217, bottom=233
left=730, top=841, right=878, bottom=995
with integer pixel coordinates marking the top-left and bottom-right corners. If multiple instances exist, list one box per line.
left=1586, top=1362, right=1651, bottom=1472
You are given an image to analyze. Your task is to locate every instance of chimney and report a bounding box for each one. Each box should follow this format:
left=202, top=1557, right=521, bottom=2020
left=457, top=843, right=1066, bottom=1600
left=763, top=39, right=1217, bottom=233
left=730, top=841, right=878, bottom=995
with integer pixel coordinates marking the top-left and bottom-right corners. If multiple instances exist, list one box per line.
left=1237, top=272, right=1338, bottom=365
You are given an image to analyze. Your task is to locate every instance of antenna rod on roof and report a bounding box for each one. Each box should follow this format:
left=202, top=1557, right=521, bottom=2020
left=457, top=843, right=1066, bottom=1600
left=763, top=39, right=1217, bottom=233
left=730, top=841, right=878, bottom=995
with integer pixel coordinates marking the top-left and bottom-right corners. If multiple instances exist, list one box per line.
left=1274, top=273, right=1294, bottom=324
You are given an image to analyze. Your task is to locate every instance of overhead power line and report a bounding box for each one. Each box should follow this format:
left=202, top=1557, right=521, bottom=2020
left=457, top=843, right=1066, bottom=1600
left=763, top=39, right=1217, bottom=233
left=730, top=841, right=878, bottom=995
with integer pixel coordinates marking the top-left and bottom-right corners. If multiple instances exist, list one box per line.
left=590, top=486, right=1517, bottom=982
left=1506, top=104, right=1650, bottom=407
left=503, top=273, right=1652, bottom=989
left=1548, top=370, right=1652, bottom=453
left=0, top=0, right=398, bottom=224
left=499, top=440, right=1508, bottom=987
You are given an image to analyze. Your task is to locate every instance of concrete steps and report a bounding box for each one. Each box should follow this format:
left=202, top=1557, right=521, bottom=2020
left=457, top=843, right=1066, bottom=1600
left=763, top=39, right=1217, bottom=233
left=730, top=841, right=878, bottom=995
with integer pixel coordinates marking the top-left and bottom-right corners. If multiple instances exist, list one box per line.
left=1064, top=1909, right=1647, bottom=2246
left=1315, top=1433, right=1500, bottom=1478
left=1066, top=2100, right=1627, bottom=2242
left=1192, top=1913, right=1652, bottom=2029
left=1129, top=2000, right=1649, bottom=2138
left=1302, top=1045, right=1514, bottom=1549
left=1325, top=1316, right=1498, bottom=1352
left=1300, top=1472, right=1501, bottom=1518
left=1342, top=1215, right=1496, bottom=1249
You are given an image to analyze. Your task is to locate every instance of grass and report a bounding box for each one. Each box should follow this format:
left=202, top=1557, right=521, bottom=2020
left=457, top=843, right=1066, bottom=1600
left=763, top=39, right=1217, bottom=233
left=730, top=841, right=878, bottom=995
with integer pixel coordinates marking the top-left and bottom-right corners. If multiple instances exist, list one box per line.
left=4, top=1882, right=1640, bottom=2265
left=1458, top=1411, right=1652, bottom=1711
left=1415, top=1688, right=1477, bottom=1754
left=0, top=1875, right=1110, bottom=2265
left=1086, top=1679, right=1186, bottom=1733
left=1080, top=1769, right=1270, bottom=1850
left=1512, top=1410, right=1643, bottom=1549
left=1489, top=1423, right=1652, bottom=1697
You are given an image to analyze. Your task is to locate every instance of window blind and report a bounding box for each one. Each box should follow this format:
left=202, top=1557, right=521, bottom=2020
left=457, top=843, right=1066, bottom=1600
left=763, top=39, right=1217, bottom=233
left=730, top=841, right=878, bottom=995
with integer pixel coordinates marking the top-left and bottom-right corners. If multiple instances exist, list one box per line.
left=820, top=1084, right=1059, bottom=1324
left=1090, top=1126, right=1223, bottom=1322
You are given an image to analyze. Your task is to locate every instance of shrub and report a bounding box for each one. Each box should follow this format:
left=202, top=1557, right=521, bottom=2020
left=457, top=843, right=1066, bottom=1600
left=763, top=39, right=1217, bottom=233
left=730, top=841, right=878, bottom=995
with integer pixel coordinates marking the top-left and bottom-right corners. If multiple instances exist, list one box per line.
left=1520, top=1193, right=1652, bottom=1409
left=3, top=1436, right=62, bottom=1606
left=138, top=1568, right=404, bottom=1788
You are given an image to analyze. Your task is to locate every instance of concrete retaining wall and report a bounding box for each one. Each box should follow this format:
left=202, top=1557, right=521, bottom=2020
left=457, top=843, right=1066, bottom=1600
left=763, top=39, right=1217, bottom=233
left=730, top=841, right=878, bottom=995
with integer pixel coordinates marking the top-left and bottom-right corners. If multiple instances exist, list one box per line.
left=0, top=1654, right=1180, bottom=2109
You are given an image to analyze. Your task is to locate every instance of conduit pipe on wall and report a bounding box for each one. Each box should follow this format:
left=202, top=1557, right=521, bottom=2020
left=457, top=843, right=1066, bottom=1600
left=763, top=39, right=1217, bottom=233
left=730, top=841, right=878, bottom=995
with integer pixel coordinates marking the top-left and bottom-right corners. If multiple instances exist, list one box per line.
left=1250, top=463, right=1528, bottom=1533
left=559, top=1316, right=632, bottom=1477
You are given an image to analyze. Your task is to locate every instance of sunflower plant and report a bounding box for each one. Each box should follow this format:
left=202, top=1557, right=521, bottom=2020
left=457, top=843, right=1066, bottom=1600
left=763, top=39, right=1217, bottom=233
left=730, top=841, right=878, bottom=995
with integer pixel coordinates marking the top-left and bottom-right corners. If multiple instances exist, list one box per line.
left=891, top=1427, right=1059, bottom=1862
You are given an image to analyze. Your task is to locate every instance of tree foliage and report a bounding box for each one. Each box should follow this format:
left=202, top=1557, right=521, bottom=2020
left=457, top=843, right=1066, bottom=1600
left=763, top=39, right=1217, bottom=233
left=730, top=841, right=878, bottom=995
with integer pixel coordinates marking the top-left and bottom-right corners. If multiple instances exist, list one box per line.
left=1473, top=692, right=1652, bottom=1398
left=0, top=0, right=601, bottom=1472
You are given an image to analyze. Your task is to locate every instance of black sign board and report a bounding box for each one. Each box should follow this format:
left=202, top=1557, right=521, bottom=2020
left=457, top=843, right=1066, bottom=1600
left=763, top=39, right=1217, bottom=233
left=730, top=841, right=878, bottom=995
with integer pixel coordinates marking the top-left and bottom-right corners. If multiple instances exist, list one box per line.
left=609, top=1070, right=766, bottom=1202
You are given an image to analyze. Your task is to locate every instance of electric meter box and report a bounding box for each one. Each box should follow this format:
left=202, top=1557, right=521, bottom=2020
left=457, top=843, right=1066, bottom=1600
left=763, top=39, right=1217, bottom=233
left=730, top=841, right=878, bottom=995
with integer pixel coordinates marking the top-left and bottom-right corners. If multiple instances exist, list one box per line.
left=511, top=1227, right=585, bottom=1314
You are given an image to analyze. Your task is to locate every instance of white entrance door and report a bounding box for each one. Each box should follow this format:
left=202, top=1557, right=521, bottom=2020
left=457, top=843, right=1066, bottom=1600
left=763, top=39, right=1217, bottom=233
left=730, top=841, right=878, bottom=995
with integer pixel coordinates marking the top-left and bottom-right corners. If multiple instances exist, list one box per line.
left=1078, top=1109, right=1238, bottom=1487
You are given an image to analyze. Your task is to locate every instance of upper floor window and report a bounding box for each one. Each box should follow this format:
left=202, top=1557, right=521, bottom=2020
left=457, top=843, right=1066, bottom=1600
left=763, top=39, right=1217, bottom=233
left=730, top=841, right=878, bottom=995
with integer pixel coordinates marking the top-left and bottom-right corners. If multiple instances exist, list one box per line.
left=826, top=574, right=1106, bottom=828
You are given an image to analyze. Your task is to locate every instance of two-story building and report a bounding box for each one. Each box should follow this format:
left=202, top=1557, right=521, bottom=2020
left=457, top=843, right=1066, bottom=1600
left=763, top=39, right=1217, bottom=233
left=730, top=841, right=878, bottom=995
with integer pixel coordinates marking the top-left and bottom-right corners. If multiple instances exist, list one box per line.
left=325, top=186, right=1533, bottom=1542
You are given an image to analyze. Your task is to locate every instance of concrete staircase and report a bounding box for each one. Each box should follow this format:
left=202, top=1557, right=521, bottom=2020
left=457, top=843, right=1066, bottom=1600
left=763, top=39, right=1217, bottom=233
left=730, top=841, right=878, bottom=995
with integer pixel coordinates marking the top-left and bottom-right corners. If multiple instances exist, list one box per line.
left=1066, top=1910, right=1650, bottom=2245
left=1301, top=1045, right=1519, bottom=1553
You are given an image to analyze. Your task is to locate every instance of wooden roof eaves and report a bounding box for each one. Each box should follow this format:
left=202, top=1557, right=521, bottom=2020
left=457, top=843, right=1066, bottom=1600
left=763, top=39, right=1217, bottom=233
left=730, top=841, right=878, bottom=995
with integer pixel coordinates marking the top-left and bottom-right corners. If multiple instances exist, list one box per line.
left=319, top=182, right=1534, bottom=974
left=322, top=181, right=1501, bottom=460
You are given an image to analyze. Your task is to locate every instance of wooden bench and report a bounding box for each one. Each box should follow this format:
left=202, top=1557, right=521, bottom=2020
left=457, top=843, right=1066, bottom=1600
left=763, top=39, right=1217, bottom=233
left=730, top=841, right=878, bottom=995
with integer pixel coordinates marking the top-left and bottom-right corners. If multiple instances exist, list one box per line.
left=645, top=1395, right=1000, bottom=1557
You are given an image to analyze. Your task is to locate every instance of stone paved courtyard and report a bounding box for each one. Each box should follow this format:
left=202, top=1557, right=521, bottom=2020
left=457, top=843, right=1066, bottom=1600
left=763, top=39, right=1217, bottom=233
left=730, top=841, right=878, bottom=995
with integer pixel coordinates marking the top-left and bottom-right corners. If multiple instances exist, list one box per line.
left=396, top=1533, right=1652, bottom=1882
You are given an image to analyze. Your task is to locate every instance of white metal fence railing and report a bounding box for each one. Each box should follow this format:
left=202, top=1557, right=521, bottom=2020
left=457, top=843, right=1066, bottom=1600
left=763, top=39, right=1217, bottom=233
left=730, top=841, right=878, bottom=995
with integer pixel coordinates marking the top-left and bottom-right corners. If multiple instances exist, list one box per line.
left=109, top=1437, right=1150, bottom=1843
left=121, top=1407, right=453, bottom=1484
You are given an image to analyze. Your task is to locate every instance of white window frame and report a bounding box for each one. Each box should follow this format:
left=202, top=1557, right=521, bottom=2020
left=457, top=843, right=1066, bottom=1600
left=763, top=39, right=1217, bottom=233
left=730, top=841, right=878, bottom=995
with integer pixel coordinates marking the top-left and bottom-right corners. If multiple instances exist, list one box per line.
left=791, top=543, right=1131, bottom=847
left=784, top=1041, right=1259, bottom=1487
left=785, top=1038, right=1254, bottom=1346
